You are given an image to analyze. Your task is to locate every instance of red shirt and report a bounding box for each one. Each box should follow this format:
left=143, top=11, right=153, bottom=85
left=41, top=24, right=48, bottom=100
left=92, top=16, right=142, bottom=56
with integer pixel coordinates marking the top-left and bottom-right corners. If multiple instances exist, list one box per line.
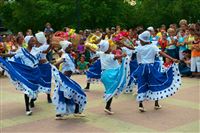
left=158, top=38, right=168, bottom=51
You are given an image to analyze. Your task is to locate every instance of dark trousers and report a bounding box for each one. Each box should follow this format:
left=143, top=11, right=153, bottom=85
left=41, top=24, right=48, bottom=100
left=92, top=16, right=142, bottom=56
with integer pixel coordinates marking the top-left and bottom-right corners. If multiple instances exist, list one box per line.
left=24, top=94, right=36, bottom=111
left=105, top=98, right=113, bottom=109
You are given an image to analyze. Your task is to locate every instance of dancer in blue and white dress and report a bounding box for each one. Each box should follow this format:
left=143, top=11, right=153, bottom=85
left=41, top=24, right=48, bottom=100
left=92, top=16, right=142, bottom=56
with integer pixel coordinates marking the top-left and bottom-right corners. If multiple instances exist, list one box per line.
left=121, top=44, right=138, bottom=93
left=52, top=41, right=87, bottom=119
left=88, top=40, right=130, bottom=115
left=31, top=32, right=53, bottom=103
left=84, top=43, right=103, bottom=91
left=131, top=31, right=181, bottom=112
left=0, top=36, right=50, bottom=115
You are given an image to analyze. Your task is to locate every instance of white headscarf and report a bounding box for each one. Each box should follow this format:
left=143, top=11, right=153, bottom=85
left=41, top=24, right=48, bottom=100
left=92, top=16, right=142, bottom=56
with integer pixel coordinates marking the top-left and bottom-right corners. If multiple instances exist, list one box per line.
left=147, top=26, right=154, bottom=32
left=35, top=32, right=47, bottom=44
left=24, top=36, right=33, bottom=44
left=138, top=31, right=151, bottom=43
left=59, top=40, right=72, bottom=51
left=98, top=40, right=109, bottom=52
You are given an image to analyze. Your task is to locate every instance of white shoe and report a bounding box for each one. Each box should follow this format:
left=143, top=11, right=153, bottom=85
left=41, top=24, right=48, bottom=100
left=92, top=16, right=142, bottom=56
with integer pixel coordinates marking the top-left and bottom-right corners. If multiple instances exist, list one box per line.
left=104, top=108, right=114, bottom=115
left=139, top=107, right=146, bottom=112
left=154, top=105, right=162, bottom=110
left=26, top=111, right=32, bottom=116
left=74, top=113, right=86, bottom=117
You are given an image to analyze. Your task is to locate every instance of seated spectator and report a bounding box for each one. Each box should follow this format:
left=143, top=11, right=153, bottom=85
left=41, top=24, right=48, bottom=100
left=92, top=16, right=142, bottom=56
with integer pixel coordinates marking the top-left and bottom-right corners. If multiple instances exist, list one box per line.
left=77, top=55, right=89, bottom=74
left=179, top=50, right=192, bottom=76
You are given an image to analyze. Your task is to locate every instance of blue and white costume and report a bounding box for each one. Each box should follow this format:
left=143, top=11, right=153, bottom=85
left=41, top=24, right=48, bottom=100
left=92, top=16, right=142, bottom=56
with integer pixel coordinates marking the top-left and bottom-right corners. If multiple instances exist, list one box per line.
left=121, top=47, right=138, bottom=93
left=52, top=66, right=87, bottom=115
left=31, top=32, right=52, bottom=94
left=96, top=51, right=130, bottom=102
left=60, top=52, right=76, bottom=73
left=31, top=45, right=52, bottom=94
left=85, top=40, right=109, bottom=84
left=52, top=41, right=87, bottom=115
left=0, top=48, right=50, bottom=99
left=132, top=44, right=181, bottom=102
left=86, top=59, right=102, bottom=83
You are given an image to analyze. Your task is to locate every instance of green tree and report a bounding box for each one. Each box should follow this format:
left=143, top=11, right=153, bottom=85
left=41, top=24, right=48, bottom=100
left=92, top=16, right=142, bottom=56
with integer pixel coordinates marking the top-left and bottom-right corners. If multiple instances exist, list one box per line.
left=0, top=0, right=200, bottom=33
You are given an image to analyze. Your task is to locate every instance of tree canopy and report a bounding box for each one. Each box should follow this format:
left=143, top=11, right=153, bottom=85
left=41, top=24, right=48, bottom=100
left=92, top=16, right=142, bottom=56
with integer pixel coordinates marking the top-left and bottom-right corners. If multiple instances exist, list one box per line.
left=0, top=0, right=200, bottom=33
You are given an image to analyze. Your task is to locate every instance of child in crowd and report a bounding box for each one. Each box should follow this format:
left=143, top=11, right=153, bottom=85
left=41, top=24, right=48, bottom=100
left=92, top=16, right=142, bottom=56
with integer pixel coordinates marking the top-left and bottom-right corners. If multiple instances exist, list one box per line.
left=77, top=55, right=89, bottom=74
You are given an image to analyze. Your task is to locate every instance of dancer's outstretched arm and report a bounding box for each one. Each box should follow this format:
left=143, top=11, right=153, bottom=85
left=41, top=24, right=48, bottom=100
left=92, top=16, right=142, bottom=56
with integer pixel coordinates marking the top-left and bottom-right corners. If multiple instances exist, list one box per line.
left=159, top=51, right=179, bottom=63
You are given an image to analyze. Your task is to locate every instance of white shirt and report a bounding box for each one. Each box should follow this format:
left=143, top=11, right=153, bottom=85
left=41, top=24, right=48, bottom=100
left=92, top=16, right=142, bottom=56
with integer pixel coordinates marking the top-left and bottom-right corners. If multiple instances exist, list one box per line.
left=135, top=44, right=160, bottom=64
left=61, top=53, right=75, bottom=73
left=96, top=51, right=120, bottom=70
left=121, top=47, right=134, bottom=57
left=31, top=44, right=49, bottom=60
left=9, top=48, right=38, bottom=67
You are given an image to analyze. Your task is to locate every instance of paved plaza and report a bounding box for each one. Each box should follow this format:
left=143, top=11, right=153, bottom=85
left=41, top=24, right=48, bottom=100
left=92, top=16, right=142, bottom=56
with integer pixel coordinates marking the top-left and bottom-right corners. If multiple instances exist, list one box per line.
left=0, top=76, right=199, bottom=133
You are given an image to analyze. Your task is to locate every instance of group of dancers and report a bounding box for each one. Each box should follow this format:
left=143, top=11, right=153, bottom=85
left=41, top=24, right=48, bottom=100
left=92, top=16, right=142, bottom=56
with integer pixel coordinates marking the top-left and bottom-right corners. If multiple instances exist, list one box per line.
left=0, top=30, right=181, bottom=119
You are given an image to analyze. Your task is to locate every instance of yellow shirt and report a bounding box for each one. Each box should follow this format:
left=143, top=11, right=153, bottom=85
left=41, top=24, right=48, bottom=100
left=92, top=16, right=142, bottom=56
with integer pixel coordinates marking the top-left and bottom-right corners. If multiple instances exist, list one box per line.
left=187, top=35, right=195, bottom=50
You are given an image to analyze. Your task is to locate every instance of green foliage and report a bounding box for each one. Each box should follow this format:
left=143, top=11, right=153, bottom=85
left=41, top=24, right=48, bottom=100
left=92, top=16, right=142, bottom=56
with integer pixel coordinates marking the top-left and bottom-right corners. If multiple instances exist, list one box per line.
left=0, top=0, right=200, bottom=33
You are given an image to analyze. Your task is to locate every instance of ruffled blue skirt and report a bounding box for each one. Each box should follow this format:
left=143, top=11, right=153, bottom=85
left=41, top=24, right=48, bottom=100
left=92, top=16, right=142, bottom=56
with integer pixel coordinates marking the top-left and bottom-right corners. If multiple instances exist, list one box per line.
left=131, top=63, right=181, bottom=101
left=101, top=57, right=130, bottom=102
left=38, top=63, right=52, bottom=94
left=86, top=59, right=102, bottom=83
left=0, top=57, right=50, bottom=99
left=124, top=57, right=165, bottom=93
left=51, top=66, right=87, bottom=115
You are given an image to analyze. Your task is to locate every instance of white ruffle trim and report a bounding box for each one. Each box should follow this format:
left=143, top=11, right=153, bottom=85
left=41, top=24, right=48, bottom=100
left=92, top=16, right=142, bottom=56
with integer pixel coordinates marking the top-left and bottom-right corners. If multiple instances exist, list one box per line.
left=38, top=86, right=51, bottom=94
left=4, top=71, right=38, bottom=99
left=0, top=62, right=39, bottom=99
left=124, top=82, right=136, bottom=94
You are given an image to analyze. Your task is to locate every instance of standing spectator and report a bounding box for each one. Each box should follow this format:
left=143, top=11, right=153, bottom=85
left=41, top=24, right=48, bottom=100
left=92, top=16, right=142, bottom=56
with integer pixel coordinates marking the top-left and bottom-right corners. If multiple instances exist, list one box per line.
left=16, top=35, right=27, bottom=49
left=4, top=35, right=14, bottom=53
left=190, top=32, right=200, bottom=77
left=158, top=32, right=168, bottom=52
left=177, top=29, right=187, bottom=60
left=185, top=28, right=195, bottom=50
left=44, top=22, right=54, bottom=35
left=166, top=28, right=178, bottom=59
left=18, top=32, right=24, bottom=37
left=157, top=24, right=167, bottom=38
left=26, top=29, right=33, bottom=36
left=77, top=39, right=85, bottom=56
